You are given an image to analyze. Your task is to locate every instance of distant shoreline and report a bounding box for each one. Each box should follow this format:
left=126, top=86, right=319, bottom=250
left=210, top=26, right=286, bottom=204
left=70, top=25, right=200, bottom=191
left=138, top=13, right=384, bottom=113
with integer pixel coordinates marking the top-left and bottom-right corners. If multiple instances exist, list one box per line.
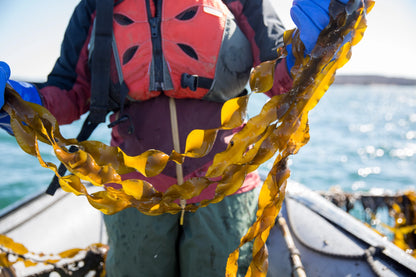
left=334, top=75, right=416, bottom=86
left=18, top=74, right=416, bottom=87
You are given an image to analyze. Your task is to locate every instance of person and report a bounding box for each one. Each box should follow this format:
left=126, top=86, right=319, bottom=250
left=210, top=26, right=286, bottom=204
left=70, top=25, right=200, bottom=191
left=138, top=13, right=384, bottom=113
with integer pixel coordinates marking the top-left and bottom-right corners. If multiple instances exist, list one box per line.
left=0, top=0, right=349, bottom=276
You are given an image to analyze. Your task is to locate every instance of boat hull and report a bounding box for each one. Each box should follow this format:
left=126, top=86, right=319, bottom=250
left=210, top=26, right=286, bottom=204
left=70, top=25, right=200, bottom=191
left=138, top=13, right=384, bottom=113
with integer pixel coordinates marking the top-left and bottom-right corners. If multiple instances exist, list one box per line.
left=1, top=182, right=415, bottom=276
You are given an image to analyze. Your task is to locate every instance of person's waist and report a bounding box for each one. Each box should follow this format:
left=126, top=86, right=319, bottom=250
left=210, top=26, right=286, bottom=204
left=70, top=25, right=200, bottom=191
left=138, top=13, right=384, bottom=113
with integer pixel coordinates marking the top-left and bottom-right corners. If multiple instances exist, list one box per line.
left=119, top=166, right=261, bottom=204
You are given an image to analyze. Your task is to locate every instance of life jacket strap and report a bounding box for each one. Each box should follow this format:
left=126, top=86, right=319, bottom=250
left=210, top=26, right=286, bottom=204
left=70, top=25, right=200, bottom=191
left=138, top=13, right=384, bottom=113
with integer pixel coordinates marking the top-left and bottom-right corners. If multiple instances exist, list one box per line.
left=45, top=0, right=114, bottom=196
left=181, top=73, right=213, bottom=91
left=89, top=0, right=114, bottom=124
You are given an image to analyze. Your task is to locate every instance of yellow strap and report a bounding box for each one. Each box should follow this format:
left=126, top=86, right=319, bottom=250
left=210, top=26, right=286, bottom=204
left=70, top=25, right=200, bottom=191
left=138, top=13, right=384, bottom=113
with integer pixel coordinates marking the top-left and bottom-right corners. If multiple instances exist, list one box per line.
left=169, top=97, right=186, bottom=225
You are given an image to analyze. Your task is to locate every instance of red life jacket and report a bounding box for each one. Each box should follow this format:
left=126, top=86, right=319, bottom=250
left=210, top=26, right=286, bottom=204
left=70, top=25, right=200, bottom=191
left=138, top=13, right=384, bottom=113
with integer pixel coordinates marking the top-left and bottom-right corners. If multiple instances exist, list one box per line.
left=112, top=0, right=253, bottom=102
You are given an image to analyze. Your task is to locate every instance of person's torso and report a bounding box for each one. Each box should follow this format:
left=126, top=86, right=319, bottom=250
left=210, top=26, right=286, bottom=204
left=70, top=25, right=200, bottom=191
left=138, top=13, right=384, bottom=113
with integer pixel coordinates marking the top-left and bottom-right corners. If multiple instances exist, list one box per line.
left=108, top=0, right=253, bottom=102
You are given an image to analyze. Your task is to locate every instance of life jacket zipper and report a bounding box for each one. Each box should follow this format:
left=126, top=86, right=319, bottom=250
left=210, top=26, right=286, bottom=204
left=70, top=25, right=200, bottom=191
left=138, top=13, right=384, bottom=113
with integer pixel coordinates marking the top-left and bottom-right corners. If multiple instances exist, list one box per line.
left=146, top=0, right=164, bottom=91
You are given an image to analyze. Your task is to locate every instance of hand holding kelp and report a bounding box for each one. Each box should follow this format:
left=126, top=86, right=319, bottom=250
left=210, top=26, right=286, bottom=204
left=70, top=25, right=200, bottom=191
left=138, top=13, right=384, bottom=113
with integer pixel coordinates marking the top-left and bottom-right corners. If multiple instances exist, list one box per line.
left=229, top=0, right=374, bottom=275
left=1, top=0, right=374, bottom=276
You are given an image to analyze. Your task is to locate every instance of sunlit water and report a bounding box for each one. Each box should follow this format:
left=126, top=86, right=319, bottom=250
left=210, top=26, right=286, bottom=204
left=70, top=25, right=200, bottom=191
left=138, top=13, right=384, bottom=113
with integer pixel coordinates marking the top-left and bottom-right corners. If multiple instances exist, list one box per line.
left=1, top=84, right=415, bottom=210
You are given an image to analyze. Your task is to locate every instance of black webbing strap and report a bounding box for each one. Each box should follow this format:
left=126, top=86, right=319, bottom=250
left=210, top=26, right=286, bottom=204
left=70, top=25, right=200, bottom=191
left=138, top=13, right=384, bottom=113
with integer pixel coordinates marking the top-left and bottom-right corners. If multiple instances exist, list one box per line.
left=181, top=73, right=213, bottom=91
left=45, top=0, right=114, bottom=195
left=89, top=0, right=114, bottom=124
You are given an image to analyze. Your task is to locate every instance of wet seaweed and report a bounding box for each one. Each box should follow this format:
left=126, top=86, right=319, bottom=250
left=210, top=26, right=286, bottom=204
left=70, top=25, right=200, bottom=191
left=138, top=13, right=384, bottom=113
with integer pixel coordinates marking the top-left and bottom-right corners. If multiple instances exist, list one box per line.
left=1, top=0, right=374, bottom=275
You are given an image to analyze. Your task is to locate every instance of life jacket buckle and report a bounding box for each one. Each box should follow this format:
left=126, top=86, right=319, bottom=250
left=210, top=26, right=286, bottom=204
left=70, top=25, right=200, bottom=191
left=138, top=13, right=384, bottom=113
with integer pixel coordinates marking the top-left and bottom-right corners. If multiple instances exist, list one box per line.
left=181, top=73, right=198, bottom=91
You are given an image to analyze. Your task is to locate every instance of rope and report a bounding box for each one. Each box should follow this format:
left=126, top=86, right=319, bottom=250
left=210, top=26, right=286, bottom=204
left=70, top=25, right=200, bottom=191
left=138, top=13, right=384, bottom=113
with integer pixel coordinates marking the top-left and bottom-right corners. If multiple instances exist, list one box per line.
left=277, top=215, right=307, bottom=277
left=169, top=97, right=186, bottom=225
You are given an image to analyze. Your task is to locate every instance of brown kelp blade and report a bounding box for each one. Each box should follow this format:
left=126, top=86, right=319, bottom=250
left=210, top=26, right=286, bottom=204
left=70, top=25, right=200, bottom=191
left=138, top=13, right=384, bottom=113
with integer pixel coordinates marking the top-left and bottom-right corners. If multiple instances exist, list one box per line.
left=1, top=0, right=373, bottom=276
left=225, top=1, right=374, bottom=276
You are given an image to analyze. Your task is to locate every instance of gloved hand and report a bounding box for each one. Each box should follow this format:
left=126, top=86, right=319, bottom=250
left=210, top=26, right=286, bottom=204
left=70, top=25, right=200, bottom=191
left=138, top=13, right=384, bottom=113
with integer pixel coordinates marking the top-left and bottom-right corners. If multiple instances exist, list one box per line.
left=0, top=61, right=42, bottom=107
left=286, top=0, right=350, bottom=72
left=0, top=61, right=42, bottom=135
left=0, top=61, right=11, bottom=108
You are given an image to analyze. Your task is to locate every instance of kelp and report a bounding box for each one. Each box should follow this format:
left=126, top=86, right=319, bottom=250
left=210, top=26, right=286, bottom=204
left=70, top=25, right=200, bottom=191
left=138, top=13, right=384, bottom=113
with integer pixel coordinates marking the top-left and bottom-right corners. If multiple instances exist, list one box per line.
left=0, top=235, right=107, bottom=276
left=1, top=0, right=374, bottom=275
left=388, top=191, right=416, bottom=257
left=226, top=1, right=374, bottom=275
left=322, top=188, right=416, bottom=258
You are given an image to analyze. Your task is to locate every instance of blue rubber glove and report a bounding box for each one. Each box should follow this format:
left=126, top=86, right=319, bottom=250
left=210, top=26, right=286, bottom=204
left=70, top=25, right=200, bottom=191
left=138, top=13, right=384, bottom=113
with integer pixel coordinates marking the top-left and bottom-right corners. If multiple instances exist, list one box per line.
left=286, top=0, right=349, bottom=71
left=0, top=62, right=12, bottom=134
left=0, top=61, right=11, bottom=108
left=7, top=79, right=42, bottom=105
left=0, top=61, right=42, bottom=135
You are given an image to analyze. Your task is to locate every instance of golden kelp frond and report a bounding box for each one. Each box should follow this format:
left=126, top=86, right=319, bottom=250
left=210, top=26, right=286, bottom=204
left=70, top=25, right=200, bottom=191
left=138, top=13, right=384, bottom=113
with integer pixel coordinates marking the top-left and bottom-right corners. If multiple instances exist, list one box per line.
left=2, top=0, right=373, bottom=276
left=3, top=87, right=251, bottom=215
left=386, top=191, right=416, bottom=257
left=320, top=188, right=416, bottom=258
left=0, top=235, right=107, bottom=275
left=226, top=0, right=374, bottom=276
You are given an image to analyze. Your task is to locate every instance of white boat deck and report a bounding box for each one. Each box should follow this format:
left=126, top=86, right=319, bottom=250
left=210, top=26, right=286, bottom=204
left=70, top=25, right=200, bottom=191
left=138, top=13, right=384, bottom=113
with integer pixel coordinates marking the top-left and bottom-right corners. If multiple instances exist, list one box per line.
left=1, top=182, right=416, bottom=276
left=0, top=188, right=107, bottom=254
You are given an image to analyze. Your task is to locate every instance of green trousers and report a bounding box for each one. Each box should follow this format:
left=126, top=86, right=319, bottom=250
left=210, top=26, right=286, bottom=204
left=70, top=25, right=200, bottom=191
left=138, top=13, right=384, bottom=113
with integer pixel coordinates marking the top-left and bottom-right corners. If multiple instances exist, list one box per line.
left=103, top=189, right=259, bottom=277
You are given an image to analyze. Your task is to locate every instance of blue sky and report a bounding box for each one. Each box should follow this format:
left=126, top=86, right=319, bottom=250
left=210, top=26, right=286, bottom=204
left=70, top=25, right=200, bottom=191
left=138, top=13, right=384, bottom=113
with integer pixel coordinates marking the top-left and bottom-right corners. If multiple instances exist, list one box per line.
left=0, top=0, right=415, bottom=81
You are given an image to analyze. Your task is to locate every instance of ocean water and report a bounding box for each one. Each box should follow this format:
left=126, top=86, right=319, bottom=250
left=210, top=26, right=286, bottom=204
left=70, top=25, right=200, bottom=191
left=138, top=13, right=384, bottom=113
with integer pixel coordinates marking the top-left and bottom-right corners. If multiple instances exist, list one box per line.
left=0, top=84, right=415, bottom=210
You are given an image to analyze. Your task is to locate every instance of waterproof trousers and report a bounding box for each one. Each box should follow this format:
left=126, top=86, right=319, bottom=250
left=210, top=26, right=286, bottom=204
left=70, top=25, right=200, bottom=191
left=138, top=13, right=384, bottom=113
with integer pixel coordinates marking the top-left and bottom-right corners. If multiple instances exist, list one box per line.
left=103, top=188, right=259, bottom=277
